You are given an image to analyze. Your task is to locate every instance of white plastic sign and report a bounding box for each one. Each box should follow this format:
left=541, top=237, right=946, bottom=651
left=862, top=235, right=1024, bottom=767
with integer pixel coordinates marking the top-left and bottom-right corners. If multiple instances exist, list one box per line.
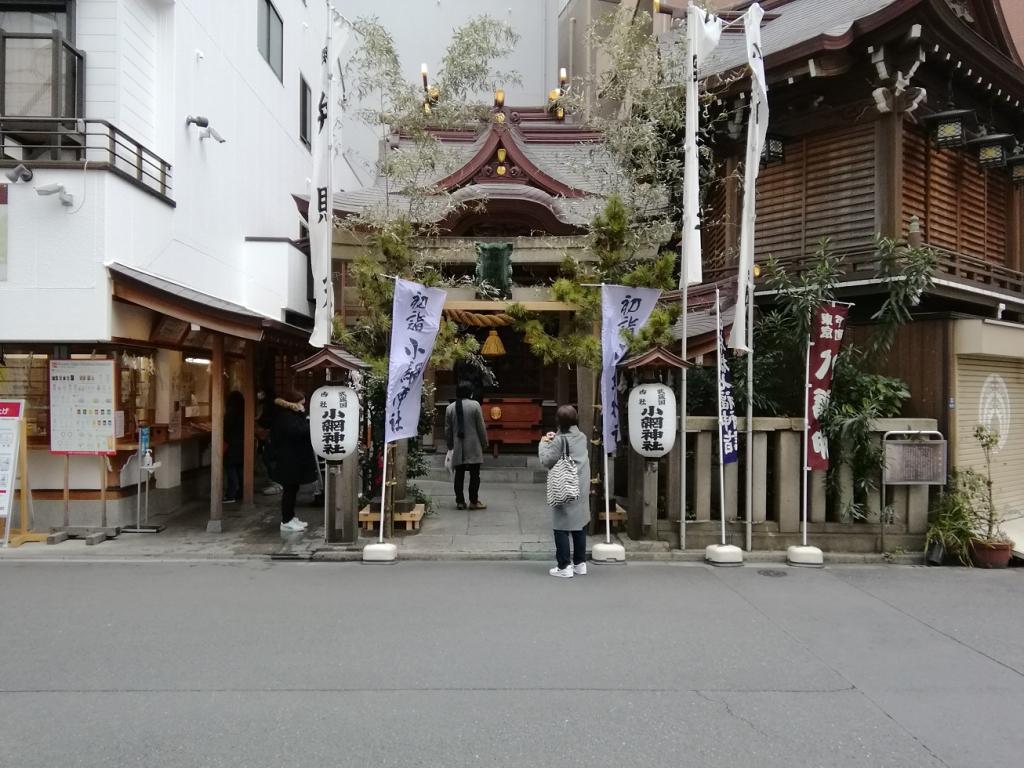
left=1, top=400, right=25, bottom=547
left=310, top=385, right=358, bottom=460
left=627, top=383, right=677, bottom=458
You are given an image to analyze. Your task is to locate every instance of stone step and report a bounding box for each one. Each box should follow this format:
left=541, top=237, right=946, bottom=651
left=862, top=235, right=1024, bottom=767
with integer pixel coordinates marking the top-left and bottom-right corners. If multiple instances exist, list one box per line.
left=423, top=468, right=548, bottom=484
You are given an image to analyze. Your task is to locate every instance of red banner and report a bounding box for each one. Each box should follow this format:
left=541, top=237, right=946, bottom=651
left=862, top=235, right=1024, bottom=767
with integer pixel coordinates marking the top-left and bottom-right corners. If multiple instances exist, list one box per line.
left=805, top=305, right=850, bottom=470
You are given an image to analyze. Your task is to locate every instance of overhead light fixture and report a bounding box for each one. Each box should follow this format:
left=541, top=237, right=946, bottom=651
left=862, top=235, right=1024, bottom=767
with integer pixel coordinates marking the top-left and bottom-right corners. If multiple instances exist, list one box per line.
left=5, top=164, right=32, bottom=183
left=35, top=183, right=73, bottom=206
left=968, top=130, right=1015, bottom=169
left=1007, top=150, right=1024, bottom=185
left=185, top=357, right=211, bottom=366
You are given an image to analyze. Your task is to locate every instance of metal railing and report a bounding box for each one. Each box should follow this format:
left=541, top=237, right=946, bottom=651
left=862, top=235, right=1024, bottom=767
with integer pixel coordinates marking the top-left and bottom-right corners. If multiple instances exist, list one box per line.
left=0, top=30, right=84, bottom=119
left=0, top=117, right=173, bottom=203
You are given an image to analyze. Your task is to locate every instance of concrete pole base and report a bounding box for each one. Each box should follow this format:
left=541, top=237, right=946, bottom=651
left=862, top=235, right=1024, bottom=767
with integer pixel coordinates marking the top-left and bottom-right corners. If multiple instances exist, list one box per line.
left=787, top=545, right=824, bottom=567
left=591, top=542, right=626, bottom=563
left=705, top=543, right=744, bottom=566
left=362, top=542, right=398, bottom=563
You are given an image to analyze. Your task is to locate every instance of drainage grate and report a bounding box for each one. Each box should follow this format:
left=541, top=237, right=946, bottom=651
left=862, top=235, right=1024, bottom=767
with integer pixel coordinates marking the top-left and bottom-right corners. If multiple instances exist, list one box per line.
left=757, top=569, right=787, bottom=577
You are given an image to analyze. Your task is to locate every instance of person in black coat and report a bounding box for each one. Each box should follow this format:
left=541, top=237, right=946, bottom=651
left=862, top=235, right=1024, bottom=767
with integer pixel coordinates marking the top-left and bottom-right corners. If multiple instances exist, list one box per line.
left=269, top=388, right=317, bottom=532
left=223, top=390, right=245, bottom=503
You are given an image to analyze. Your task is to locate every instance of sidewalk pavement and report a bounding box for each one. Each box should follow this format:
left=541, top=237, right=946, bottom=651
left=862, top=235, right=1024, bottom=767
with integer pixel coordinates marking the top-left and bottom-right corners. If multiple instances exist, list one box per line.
left=0, top=477, right=924, bottom=564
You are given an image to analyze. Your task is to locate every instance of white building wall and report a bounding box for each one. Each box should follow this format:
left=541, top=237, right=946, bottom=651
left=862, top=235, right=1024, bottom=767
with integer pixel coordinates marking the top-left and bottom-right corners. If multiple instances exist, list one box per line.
left=78, top=0, right=119, bottom=125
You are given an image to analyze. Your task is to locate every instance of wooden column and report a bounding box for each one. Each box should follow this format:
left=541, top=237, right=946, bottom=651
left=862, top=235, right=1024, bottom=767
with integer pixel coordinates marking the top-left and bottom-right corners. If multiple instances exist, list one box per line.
left=556, top=313, right=571, bottom=407
left=773, top=430, right=800, bottom=534
left=1009, top=184, right=1023, bottom=273
left=693, top=430, right=712, bottom=521
left=242, top=340, right=256, bottom=506
left=724, top=157, right=741, bottom=259
left=576, top=365, right=596, bottom=449
left=874, top=111, right=904, bottom=238
left=751, top=431, right=768, bottom=524
left=207, top=333, right=225, bottom=532
left=627, top=447, right=644, bottom=540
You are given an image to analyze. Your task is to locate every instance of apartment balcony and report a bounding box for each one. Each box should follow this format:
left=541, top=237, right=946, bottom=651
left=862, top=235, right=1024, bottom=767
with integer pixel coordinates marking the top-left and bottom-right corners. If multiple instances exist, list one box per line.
left=0, top=31, right=172, bottom=205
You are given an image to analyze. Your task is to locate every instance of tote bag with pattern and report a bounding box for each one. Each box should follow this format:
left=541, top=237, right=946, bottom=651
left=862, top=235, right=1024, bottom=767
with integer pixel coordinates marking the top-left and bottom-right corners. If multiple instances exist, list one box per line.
left=546, top=435, right=580, bottom=506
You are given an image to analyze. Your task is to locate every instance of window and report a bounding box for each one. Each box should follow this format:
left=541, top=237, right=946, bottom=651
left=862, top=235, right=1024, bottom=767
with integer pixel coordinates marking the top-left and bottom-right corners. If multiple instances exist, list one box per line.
left=257, top=0, right=283, bottom=81
left=299, top=76, right=311, bottom=148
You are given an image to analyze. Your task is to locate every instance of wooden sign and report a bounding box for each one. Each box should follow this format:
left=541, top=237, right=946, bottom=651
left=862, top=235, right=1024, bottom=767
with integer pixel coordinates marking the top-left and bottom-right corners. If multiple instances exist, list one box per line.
left=883, top=440, right=947, bottom=485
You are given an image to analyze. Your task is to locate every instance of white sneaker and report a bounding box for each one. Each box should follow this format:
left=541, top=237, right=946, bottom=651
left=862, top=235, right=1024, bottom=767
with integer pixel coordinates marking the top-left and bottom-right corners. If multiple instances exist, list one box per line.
left=280, top=518, right=304, bottom=532
left=549, top=566, right=574, bottom=578
left=292, top=517, right=309, bottom=529
left=573, top=562, right=587, bottom=575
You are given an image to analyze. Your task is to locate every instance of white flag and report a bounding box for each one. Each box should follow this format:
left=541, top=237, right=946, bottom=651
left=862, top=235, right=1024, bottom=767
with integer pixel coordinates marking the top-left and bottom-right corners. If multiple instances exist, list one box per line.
left=600, top=285, right=662, bottom=454
left=384, top=279, right=447, bottom=444
left=309, top=22, right=350, bottom=347
left=729, top=3, right=768, bottom=352
left=679, top=4, right=723, bottom=289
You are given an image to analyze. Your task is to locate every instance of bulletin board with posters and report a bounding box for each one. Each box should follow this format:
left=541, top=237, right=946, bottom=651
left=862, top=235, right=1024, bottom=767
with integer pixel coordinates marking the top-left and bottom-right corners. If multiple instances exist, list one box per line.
left=49, top=359, right=118, bottom=455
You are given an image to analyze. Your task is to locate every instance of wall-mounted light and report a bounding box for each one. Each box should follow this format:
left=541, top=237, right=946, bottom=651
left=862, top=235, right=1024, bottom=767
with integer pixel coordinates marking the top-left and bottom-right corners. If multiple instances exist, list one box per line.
left=35, top=182, right=73, bottom=206
left=967, top=129, right=1015, bottom=169
left=5, top=164, right=32, bottom=183
left=761, top=134, right=785, bottom=166
left=1008, top=149, right=1024, bottom=185
left=920, top=108, right=975, bottom=148
left=200, top=126, right=227, bottom=143
left=185, top=115, right=210, bottom=128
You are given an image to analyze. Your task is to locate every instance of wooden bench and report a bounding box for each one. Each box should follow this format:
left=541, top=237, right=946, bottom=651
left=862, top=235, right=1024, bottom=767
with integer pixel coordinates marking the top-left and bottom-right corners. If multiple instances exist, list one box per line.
left=482, top=397, right=543, bottom=458
left=598, top=504, right=628, bottom=531
left=359, top=504, right=426, bottom=531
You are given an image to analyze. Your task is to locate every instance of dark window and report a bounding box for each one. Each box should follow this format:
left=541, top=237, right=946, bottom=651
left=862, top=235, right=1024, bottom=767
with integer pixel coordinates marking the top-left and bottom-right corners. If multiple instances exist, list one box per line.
left=299, top=76, right=311, bottom=148
left=256, top=0, right=282, bottom=81
left=0, top=1, right=80, bottom=118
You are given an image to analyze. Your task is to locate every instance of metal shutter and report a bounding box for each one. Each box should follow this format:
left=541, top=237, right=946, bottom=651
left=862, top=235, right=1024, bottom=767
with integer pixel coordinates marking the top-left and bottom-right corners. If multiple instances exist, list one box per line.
left=956, top=356, right=1024, bottom=521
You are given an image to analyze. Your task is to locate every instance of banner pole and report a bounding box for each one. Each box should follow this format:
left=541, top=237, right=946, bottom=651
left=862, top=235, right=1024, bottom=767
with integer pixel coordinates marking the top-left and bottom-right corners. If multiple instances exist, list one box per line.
left=716, top=289, right=726, bottom=546
left=378, top=442, right=389, bottom=544
left=744, top=271, right=754, bottom=552
left=801, top=330, right=811, bottom=548
left=603, top=451, right=612, bottom=545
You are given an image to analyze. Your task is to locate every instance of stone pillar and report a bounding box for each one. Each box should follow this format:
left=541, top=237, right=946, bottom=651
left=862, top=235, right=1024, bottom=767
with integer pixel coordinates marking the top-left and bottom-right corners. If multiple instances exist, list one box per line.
left=207, top=334, right=225, bottom=533
left=642, top=460, right=658, bottom=538
left=328, top=454, right=360, bottom=543
left=810, top=470, right=827, bottom=523
left=774, top=430, right=800, bottom=534
left=392, top=438, right=410, bottom=513
left=666, top=438, right=681, bottom=523
left=694, top=430, right=712, bottom=522
left=837, top=463, right=854, bottom=522
left=627, top=447, right=644, bottom=540
left=751, top=431, right=768, bottom=523
left=907, top=485, right=929, bottom=534
left=891, top=486, right=909, bottom=532
left=724, top=460, right=738, bottom=522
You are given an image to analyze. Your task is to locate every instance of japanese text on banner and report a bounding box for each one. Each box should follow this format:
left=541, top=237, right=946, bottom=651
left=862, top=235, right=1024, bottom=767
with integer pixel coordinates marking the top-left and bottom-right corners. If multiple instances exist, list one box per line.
left=384, top=279, right=447, bottom=444
left=805, top=305, right=850, bottom=470
left=600, top=285, right=661, bottom=454
left=718, top=330, right=738, bottom=464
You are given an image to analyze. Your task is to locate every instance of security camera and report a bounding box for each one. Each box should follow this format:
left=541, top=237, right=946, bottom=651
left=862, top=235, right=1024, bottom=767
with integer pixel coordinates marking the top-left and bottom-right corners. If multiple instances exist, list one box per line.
left=35, top=183, right=74, bottom=206
left=200, top=126, right=226, bottom=143
left=5, top=163, right=32, bottom=183
left=185, top=115, right=210, bottom=128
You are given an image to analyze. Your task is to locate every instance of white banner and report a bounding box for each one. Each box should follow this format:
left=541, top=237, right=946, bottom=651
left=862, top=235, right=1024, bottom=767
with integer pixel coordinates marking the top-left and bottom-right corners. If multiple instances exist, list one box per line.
left=679, top=4, right=723, bottom=289
left=384, top=279, right=446, bottom=444
left=600, top=285, right=661, bottom=454
left=729, top=2, right=768, bottom=352
left=309, top=21, right=350, bottom=348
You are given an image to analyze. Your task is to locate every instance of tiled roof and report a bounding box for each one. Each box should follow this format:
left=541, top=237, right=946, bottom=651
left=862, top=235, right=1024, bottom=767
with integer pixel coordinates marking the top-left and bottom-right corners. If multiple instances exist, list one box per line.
left=702, top=0, right=901, bottom=77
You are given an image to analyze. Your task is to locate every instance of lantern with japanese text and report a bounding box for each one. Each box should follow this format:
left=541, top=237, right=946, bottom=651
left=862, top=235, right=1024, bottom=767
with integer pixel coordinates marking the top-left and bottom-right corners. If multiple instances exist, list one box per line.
left=310, top=385, right=358, bottom=461
left=627, top=383, right=677, bottom=458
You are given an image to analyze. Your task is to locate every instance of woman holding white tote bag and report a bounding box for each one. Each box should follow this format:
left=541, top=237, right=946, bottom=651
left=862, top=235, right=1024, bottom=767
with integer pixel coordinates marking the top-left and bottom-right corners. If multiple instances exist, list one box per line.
left=538, top=405, right=590, bottom=578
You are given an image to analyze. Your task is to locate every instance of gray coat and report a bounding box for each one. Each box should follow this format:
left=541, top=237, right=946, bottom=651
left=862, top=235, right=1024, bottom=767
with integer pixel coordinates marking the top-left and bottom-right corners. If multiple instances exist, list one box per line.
left=538, top=426, right=590, bottom=531
left=445, top=398, right=489, bottom=465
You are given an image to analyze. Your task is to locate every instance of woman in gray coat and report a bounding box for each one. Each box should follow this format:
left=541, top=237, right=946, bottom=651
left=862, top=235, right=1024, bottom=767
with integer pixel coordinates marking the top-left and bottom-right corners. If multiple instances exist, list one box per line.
left=445, top=382, right=489, bottom=510
left=538, top=404, right=590, bottom=578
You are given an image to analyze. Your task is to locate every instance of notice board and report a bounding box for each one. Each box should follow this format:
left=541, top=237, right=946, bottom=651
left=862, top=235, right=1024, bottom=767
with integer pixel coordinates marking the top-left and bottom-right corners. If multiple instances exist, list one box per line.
left=49, top=360, right=117, bottom=455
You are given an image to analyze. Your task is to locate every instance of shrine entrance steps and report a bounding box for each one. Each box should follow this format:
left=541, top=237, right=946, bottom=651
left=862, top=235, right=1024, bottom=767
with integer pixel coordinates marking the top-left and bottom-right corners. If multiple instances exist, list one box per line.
left=423, top=452, right=546, bottom=484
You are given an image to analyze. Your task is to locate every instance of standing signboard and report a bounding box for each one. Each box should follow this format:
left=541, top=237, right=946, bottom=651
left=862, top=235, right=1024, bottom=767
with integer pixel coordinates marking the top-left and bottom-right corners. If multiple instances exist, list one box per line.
left=0, top=400, right=24, bottom=546
left=49, top=360, right=117, bottom=455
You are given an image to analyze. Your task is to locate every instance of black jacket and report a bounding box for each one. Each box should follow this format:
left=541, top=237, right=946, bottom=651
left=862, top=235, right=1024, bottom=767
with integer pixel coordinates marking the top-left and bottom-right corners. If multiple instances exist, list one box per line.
left=268, top=399, right=317, bottom=486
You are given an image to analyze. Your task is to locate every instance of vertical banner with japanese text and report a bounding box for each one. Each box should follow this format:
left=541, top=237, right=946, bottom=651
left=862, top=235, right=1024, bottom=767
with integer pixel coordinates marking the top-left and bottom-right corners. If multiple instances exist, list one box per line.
left=600, top=285, right=661, bottom=454
left=718, top=328, right=739, bottom=465
left=384, top=279, right=446, bottom=444
left=805, top=304, right=850, bottom=470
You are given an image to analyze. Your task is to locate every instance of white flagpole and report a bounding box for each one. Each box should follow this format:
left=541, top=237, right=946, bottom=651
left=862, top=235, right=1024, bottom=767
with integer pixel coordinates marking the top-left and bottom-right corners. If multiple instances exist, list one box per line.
left=744, top=274, right=754, bottom=552
left=603, top=452, right=612, bottom=545
left=378, top=442, right=389, bottom=544
left=801, top=329, right=811, bottom=548
left=680, top=267, right=688, bottom=551
left=716, top=288, right=726, bottom=547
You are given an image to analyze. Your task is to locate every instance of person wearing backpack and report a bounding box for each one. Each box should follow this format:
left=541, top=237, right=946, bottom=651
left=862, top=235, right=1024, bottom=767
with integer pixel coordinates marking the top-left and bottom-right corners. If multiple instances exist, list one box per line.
left=539, top=404, right=590, bottom=578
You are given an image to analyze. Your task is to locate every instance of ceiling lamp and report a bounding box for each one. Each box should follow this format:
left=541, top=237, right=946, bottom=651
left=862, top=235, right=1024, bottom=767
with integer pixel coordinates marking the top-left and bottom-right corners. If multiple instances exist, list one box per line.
left=1007, top=150, right=1024, bottom=185
left=920, top=108, right=975, bottom=148
left=481, top=329, right=506, bottom=357
left=967, top=130, right=1016, bottom=169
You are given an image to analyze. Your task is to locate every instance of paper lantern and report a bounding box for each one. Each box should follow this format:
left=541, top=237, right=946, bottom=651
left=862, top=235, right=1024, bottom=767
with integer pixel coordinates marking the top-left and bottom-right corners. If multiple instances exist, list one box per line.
left=627, top=383, right=677, bottom=458
left=309, top=385, right=358, bottom=461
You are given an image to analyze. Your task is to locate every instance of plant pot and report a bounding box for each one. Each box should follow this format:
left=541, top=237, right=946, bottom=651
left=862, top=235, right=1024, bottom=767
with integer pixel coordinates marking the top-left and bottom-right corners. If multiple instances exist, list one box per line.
left=969, top=540, right=1012, bottom=569
left=925, top=541, right=945, bottom=566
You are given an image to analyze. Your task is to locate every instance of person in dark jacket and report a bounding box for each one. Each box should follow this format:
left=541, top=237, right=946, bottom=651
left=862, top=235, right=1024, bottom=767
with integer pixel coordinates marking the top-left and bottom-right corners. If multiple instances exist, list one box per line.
left=223, top=390, right=245, bottom=503
left=445, top=382, right=489, bottom=510
left=269, top=388, right=318, bottom=532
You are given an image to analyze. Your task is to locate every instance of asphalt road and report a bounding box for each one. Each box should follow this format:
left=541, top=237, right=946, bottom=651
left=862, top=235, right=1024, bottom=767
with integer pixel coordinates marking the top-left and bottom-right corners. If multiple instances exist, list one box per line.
left=1, top=560, right=1021, bottom=767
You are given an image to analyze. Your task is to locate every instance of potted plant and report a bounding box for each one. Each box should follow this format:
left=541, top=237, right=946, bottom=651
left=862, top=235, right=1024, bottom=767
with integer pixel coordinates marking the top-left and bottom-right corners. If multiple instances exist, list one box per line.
left=925, top=469, right=984, bottom=566
left=968, top=425, right=1012, bottom=569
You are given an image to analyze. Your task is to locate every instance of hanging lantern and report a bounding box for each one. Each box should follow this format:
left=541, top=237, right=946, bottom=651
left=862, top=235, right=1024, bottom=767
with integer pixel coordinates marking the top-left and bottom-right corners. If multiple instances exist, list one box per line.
left=760, top=134, right=785, bottom=166
left=920, top=109, right=975, bottom=148
left=627, top=383, right=677, bottom=459
left=967, top=131, right=1016, bottom=169
left=481, top=329, right=506, bottom=357
left=1008, top=152, right=1024, bottom=186
left=309, top=385, right=359, bottom=461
